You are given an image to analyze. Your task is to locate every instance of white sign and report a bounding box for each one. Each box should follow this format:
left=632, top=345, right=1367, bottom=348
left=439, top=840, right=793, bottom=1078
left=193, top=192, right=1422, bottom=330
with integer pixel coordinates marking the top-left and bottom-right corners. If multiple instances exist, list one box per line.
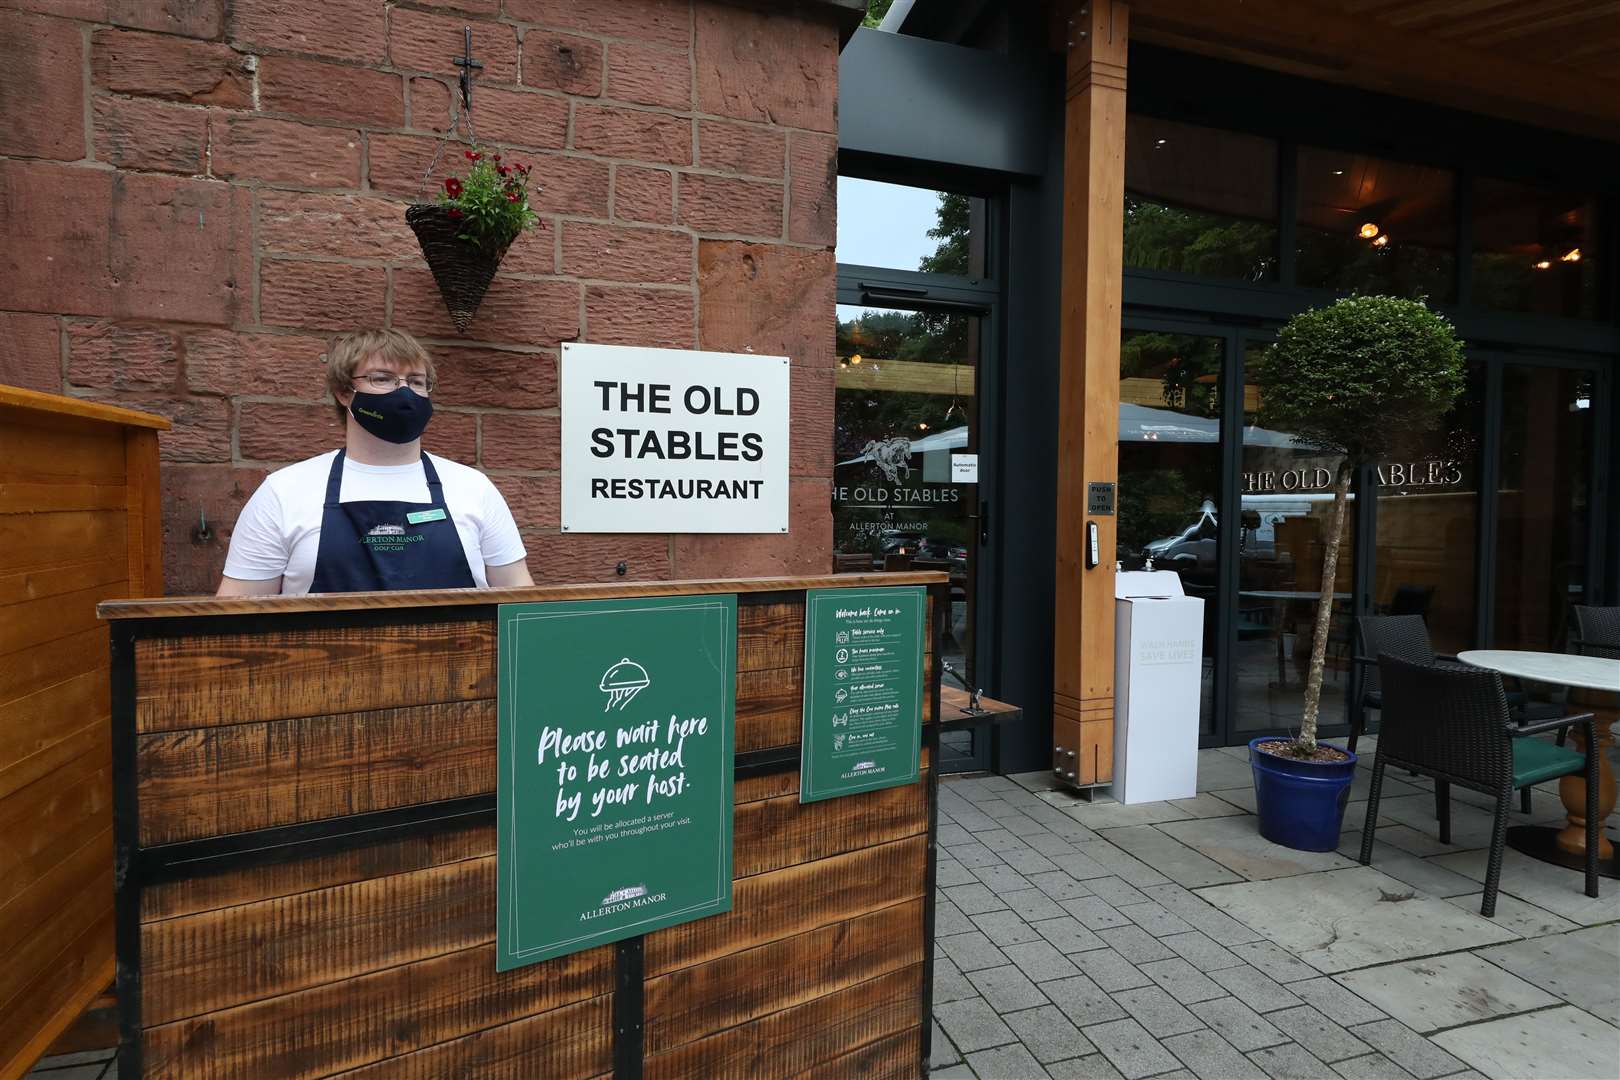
left=560, top=343, right=790, bottom=533
left=951, top=453, right=978, bottom=483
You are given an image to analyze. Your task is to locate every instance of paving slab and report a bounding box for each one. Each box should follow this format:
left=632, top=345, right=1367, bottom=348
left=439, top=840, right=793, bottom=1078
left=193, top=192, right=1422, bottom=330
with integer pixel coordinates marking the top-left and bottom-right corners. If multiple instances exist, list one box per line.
left=935, top=995, right=1019, bottom=1053
left=1097, top=825, right=1245, bottom=888
left=1331, top=1052, right=1416, bottom=1079
left=1158, top=816, right=1355, bottom=880
left=972, top=863, right=1036, bottom=894
left=931, top=1020, right=962, bottom=1068
left=1138, top=957, right=1226, bottom=1004
left=1006, top=887, right=1070, bottom=922
left=1067, top=800, right=1195, bottom=829
left=929, top=1064, right=975, bottom=1078
left=1086, top=876, right=1153, bottom=907
left=1194, top=750, right=1256, bottom=792
left=1113, top=985, right=1204, bottom=1037
left=1062, top=896, right=1135, bottom=931
left=1267, top=1004, right=1370, bottom=1063
left=1197, top=866, right=1518, bottom=973
left=1442, top=892, right=1577, bottom=938
left=968, top=1042, right=1053, bottom=1078
left=1143, top=883, right=1264, bottom=946
left=1211, top=786, right=1260, bottom=814
left=1117, top=901, right=1198, bottom=938
left=1428, top=846, right=1620, bottom=926
left=1190, top=996, right=1289, bottom=1051
left=1209, top=964, right=1306, bottom=1013
left=1083, top=1017, right=1183, bottom=1079
left=1075, top=947, right=1152, bottom=992
left=954, top=841, right=1007, bottom=868
left=1286, top=977, right=1385, bottom=1026
left=1006, top=1004, right=1098, bottom=1064
left=1226, top=940, right=1321, bottom=983
left=935, top=955, right=980, bottom=1003
left=970, top=963, right=1053, bottom=1014
left=1034, top=915, right=1109, bottom=954
left=1374, top=794, right=1501, bottom=849
left=1162, top=1029, right=1269, bottom=1080
left=1047, top=1053, right=1127, bottom=1079
left=1346, top=1020, right=1467, bottom=1079
left=1355, top=845, right=1485, bottom=898
left=937, top=859, right=978, bottom=887
left=1027, top=831, right=1083, bottom=857
left=1473, top=924, right=1620, bottom=1026
left=973, top=908, right=1043, bottom=947
left=1029, top=870, right=1096, bottom=901
left=936, top=897, right=976, bottom=937
left=1045, top=974, right=1129, bottom=1027
left=1096, top=925, right=1177, bottom=965
left=1161, top=930, right=1244, bottom=971
left=1430, top=1004, right=1620, bottom=1080
left=1077, top=841, right=1176, bottom=887
left=1334, top=952, right=1559, bottom=1033
left=1246, top=1042, right=1332, bottom=1079
left=941, top=929, right=1012, bottom=972
left=1005, top=938, right=1084, bottom=983
left=1004, top=848, right=1066, bottom=876
left=1169, top=792, right=1250, bottom=819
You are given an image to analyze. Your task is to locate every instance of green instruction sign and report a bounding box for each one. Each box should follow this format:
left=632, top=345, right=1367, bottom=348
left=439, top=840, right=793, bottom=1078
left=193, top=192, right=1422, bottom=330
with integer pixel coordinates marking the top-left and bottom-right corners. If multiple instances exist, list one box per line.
left=800, top=586, right=925, bottom=803
left=496, top=595, right=736, bottom=972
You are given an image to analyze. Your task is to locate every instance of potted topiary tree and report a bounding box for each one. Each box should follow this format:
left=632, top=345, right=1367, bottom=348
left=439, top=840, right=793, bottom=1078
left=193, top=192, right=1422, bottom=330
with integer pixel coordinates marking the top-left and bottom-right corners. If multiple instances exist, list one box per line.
left=1249, top=295, right=1465, bottom=851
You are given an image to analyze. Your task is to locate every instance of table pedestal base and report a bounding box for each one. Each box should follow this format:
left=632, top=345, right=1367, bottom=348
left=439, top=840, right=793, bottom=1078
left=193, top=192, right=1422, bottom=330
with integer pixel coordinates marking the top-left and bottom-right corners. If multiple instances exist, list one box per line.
left=1507, top=825, right=1620, bottom=881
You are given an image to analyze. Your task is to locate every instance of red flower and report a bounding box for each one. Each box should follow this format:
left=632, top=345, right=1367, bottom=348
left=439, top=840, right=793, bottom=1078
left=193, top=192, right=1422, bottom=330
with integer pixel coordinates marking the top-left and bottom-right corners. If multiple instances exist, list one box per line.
left=493, top=153, right=501, bottom=162
left=465, top=149, right=481, bottom=161
left=497, top=164, right=510, bottom=176
left=506, top=191, right=520, bottom=203
left=447, top=208, right=463, bottom=219
left=444, top=177, right=463, bottom=197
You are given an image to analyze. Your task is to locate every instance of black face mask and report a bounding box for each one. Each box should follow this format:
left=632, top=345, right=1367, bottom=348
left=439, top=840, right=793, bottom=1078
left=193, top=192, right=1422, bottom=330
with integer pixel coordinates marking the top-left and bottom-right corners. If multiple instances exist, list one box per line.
left=349, top=386, right=432, bottom=444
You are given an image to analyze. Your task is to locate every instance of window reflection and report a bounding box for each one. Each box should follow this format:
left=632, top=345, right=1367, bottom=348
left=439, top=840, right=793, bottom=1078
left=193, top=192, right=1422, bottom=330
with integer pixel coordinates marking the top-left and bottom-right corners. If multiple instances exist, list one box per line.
left=1117, top=329, right=1225, bottom=733
left=1234, top=341, right=1353, bottom=736
left=1473, top=180, right=1602, bottom=320
left=835, top=177, right=986, bottom=277
left=1124, top=116, right=1278, bottom=282
left=1296, top=148, right=1455, bottom=300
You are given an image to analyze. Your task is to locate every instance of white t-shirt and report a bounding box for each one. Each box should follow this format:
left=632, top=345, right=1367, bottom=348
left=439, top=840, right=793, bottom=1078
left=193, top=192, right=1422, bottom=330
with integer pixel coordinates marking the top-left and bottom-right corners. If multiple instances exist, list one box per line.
left=223, top=451, right=527, bottom=595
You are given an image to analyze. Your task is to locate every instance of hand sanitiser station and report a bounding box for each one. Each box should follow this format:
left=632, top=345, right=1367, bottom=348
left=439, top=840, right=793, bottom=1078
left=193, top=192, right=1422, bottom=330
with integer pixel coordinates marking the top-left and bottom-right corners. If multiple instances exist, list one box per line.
left=1113, top=571, right=1205, bottom=804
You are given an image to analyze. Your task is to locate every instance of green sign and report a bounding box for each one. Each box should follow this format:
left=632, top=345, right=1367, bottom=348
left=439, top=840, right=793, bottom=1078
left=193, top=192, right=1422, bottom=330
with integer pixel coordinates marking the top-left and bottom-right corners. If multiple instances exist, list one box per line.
left=800, top=586, right=925, bottom=803
left=496, top=595, right=736, bottom=972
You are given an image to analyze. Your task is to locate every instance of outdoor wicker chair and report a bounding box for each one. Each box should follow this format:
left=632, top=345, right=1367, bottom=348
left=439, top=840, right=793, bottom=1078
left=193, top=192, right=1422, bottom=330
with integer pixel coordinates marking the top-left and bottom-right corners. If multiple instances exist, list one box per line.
left=1572, top=605, right=1620, bottom=661
left=1357, top=654, right=1598, bottom=918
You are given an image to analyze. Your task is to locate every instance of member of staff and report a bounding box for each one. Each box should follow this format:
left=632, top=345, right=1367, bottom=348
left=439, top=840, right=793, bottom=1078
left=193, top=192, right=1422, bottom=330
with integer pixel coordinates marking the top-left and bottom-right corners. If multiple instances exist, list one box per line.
left=218, top=328, right=534, bottom=595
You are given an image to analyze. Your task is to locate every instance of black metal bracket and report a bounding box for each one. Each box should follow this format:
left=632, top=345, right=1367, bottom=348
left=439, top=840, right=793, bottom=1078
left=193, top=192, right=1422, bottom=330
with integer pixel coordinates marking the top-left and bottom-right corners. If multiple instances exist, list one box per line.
left=614, top=937, right=646, bottom=1079
left=453, top=25, right=483, bottom=115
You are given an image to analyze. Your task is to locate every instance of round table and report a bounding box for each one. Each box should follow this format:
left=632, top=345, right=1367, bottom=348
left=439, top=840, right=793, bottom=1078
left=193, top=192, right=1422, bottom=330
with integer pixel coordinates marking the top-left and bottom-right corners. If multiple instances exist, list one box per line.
left=1457, top=649, right=1620, bottom=879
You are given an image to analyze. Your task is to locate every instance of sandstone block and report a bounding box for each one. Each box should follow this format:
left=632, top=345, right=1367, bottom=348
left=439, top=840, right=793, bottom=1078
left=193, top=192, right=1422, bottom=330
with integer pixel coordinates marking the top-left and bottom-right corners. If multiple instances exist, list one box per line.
left=584, top=285, right=694, bottom=348
left=91, top=27, right=251, bottom=107
left=260, top=260, right=387, bottom=330
left=696, top=240, right=836, bottom=368
left=0, top=314, right=62, bottom=394
left=520, top=30, right=603, bottom=96
left=184, top=329, right=330, bottom=400
left=606, top=40, right=693, bottom=111
left=612, top=165, right=674, bottom=224
left=505, top=0, right=689, bottom=51
left=211, top=115, right=362, bottom=189
left=481, top=413, right=560, bottom=469
left=257, top=192, right=419, bottom=262
left=672, top=478, right=831, bottom=578
left=427, top=346, right=558, bottom=410
left=392, top=269, right=581, bottom=347
left=160, top=463, right=270, bottom=596
left=695, top=2, right=836, bottom=133
left=677, top=173, right=783, bottom=238
left=573, top=104, right=691, bottom=166
left=390, top=7, right=517, bottom=82
left=788, top=131, right=837, bottom=247
left=93, top=94, right=208, bottom=174
left=238, top=401, right=346, bottom=461
left=0, top=10, right=85, bottom=160
left=462, top=85, right=569, bottom=151
left=561, top=221, right=693, bottom=284
left=423, top=408, right=479, bottom=463
left=494, top=475, right=561, bottom=532
left=697, top=120, right=785, bottom=179
left=66, top=321, right=180, bottom=391
left=526, top=533, right=673, bottom=584
left=229, top=0, right=387, bottom=64
left=259, top=56, right=405, bottom=128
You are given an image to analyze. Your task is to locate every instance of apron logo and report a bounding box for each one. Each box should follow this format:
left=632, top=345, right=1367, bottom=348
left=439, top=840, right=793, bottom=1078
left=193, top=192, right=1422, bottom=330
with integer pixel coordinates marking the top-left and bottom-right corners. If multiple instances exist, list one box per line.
left=368, top=524, right=405, bottom=536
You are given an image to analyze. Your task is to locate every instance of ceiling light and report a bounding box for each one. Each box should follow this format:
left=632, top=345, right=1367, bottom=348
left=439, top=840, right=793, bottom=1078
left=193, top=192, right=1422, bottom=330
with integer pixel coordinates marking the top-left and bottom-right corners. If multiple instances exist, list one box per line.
left=918, top=422, right=929, bottom=431
left=1534, top=260, right=1552, bottom=270
left=1372, top=234, right=1390, bottom=247
left=1155, top=138, right=1167, bottom=148
left=849, top=354, right=862, bottom=364
left=1359, top=222, right=1380, bottom=239
left=1332, top=169, right=1345, bottom=176
left=1561, top=247, right=1582, bottom=262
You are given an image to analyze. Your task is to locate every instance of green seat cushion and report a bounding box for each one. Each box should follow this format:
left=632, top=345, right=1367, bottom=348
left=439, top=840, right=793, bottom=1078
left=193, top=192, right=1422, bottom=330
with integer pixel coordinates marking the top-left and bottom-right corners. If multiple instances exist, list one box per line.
left=1513, top=738, right=1586, bottom=788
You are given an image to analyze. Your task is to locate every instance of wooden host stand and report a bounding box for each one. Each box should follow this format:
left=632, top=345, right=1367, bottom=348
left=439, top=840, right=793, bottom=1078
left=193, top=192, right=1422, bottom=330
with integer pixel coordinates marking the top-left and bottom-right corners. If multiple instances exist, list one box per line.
left=97, top=573, right=948, bottom=1079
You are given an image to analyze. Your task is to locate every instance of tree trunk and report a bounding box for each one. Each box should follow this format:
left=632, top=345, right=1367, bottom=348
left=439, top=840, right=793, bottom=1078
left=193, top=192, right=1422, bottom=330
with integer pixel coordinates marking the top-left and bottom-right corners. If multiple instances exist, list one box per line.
left=1299, top=463, right=1353, bottom=749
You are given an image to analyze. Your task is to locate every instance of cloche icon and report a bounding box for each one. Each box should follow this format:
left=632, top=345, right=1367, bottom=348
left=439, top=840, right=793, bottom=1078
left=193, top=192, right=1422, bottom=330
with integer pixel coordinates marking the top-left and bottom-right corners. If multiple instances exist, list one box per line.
left=599, top=658, right=650, bottom=712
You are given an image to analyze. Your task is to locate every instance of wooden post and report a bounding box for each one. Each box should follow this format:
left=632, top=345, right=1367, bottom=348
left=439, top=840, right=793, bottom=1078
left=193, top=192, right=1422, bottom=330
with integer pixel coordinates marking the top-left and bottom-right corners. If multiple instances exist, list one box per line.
left=1052, top=1, right=1127, bottom=789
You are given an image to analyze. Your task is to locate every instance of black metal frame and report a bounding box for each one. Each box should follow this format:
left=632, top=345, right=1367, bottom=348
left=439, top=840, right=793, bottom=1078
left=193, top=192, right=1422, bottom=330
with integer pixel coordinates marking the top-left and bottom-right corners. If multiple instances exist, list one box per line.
left=110, top=582, right=948, bottom=1078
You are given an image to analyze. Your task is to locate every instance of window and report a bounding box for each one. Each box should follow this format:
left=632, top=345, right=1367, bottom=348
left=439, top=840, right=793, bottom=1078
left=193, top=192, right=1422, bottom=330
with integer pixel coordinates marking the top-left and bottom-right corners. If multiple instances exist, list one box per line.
left=835, top=177, right=986, bottom=277
left=1124, top=116, right=1278, bottom=282
left=1472, top=179, right=1603, bottom=320
left=1296, top=148, right=1455, bottom=300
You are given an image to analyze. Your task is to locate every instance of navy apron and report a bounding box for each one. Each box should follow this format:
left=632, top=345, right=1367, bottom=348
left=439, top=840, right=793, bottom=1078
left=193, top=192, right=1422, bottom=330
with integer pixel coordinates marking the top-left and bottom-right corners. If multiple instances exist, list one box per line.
left=308, top=450, right=477, bottom=593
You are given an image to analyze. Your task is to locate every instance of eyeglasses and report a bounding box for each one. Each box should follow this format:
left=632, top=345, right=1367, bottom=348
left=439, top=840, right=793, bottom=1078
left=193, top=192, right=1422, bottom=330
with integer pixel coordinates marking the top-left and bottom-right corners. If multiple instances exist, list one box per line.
left=354, top=371, right=434, bottom=394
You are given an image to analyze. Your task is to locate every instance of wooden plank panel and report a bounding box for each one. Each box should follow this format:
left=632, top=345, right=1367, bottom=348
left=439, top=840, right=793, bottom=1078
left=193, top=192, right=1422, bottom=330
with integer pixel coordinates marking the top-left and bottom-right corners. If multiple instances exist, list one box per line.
left=0, top=557, right=126, bottom=609
left=642, top=898, right=923, bottom=1054
left=142, top=941, right=614, bottom=1080
left=794, top=1026, right=921, bottom=1080
left=137, top=700, right=493, bottom=845
left=732, top=745, right=932, bottom=807
left=143, top=823, right=496, bottom=923
left=0, top=915, right=114, bottom=1080
left=0, top=388, right=168, bottom=432
left=737, top=601, right=805, bottom=671
left=0, top=829, right=113, bottom=1011
left=0, top=511, right=126, bottom=578
left=0, top=580, right=128, bottom=658
left=734, top=774, right=928, bottom=879
left=0, top=671, right=106, bottom=777
left=0, top=413, right=127, bottom=484
left=135, top=621, right=495, bottom=732
left=143, top=856, right=499, bottom=1025
left=644, top=966, right=921, bottom=1079
left=0, top=482, right=127, bottom=515
left=330, top=995, right=612, bottom=1080
left=736, top=665, right=801, bottom=752
left=647, top=835, right=926, bottom=977
left=0, top=743, right=111, bottom=909
left=0, top=625, right=107, bottom=708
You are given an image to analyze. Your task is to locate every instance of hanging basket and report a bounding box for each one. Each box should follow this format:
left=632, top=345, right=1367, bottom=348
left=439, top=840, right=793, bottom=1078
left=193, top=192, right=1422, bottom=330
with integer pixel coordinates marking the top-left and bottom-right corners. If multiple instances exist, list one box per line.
left=406, top=203, right=510, bottom=334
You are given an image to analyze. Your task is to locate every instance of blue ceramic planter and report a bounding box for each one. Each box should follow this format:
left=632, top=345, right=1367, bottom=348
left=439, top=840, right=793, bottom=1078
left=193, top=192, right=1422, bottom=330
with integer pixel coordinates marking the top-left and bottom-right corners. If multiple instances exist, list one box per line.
left=1248, top=737, right=1358, bottom=852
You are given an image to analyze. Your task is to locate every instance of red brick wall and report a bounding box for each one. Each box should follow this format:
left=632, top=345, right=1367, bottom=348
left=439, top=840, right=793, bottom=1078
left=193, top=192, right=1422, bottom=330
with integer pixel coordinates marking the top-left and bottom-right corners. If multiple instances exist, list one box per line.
left=0, top=0, right=839, bottom=594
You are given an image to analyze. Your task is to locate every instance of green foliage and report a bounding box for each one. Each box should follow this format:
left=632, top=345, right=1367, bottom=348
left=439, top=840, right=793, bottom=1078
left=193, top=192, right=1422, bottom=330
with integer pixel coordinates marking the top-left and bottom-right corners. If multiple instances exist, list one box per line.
left=1255, top=295, right=1466, bottom=466
left=919, top=192, right=971, bottom=276
left=1123, top=197, right=1276, bottom=283
left=1120, top=331, right=1222, bottom=418
left=862, top=0, right=895, bottom=28
left=438, top=147, right=538, bottom=252
left=1117, top=469, right=1197, bottom=558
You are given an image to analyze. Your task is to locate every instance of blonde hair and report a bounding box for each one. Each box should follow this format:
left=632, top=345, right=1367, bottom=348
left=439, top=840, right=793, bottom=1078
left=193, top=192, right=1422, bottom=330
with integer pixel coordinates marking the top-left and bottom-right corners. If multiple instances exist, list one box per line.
left=325, top=329, right=438, bottom=421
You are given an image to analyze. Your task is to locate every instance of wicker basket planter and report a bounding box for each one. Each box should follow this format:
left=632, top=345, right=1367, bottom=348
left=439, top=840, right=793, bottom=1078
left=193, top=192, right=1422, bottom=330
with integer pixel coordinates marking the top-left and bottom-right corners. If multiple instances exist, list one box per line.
left=407, top=203, right=511, bottom=334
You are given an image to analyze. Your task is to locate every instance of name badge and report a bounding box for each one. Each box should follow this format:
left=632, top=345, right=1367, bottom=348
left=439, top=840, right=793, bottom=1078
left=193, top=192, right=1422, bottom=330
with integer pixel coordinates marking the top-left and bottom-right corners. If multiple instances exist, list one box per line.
left=407, top=508, right=448, bottom=525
